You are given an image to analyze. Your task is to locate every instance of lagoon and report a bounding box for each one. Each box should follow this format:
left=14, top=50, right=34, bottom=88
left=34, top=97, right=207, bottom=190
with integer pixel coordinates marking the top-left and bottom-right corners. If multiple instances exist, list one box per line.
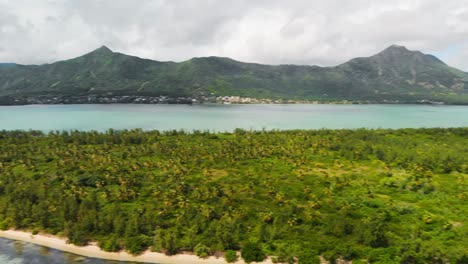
left=0, top=104, right=467, bottom=132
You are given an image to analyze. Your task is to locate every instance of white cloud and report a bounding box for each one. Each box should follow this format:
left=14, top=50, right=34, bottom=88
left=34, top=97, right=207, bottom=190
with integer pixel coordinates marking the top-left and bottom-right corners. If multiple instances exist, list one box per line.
left=0, top=0, right=467, bottom=70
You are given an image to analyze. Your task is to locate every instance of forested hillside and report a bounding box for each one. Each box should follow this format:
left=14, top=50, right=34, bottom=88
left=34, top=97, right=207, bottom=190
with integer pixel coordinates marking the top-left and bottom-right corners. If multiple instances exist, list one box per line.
left=0, top=128, right=467, bottom=263
left=1, top=45, right=468, bottom=104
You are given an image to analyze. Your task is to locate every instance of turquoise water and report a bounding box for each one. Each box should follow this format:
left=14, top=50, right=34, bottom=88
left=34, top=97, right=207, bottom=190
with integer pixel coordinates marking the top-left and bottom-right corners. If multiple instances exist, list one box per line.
left=0, top=238, right=146, bottom=264
left=0, top=104, right=467, bottom=132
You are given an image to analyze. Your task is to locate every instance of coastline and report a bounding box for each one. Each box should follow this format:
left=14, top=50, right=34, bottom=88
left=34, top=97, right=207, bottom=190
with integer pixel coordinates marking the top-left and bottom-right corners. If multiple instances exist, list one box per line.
left=0, top=230, right=274, bottom=264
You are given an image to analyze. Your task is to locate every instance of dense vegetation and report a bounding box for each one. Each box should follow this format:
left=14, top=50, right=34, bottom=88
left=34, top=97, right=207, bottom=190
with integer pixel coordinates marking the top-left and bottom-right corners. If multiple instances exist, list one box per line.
left=1, top=45, right=467, bottom=104
left=0, top=128, right=467, bottom=263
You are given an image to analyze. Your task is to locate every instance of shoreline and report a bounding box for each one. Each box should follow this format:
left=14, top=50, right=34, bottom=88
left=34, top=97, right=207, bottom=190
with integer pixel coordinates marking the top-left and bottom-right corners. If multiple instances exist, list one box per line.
left=0, top=230, right=274, bottom=264
left=0, top=102, right=460, bottom=106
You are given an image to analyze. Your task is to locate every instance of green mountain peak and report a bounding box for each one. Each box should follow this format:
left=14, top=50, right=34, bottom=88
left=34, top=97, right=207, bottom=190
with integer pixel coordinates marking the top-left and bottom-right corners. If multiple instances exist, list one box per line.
left=383, top=44, right=409, bottom=52
left=78, top=45, right=114, bottom=60
left=375, top=44, right=422, bottom=58
left=95, top=45, right=113, bottom=53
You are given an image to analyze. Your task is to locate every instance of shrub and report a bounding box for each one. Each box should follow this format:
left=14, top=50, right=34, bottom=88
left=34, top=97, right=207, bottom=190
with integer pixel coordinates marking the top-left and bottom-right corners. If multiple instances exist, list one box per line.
left=125, top=235, right=151, bottom=255
left=298, top=249, right=320, bottom=264
left=241, top=242, right=266, bottom=263
left=157, top=231, right=179, bottom=256
left=455, top=254, right=468, bottom=264
left=225, top=250, right=238, bottom=263
left=194, top=243, right=210, bottom=258
left=352, top=260, right=369, bottom=264
left=98, top=236, right=121, bottom=252
left=0, top=218, right=14, bottom=230
left=322, top=250, right=338, bottom=264
left=67, top=228, right=88, bottom=246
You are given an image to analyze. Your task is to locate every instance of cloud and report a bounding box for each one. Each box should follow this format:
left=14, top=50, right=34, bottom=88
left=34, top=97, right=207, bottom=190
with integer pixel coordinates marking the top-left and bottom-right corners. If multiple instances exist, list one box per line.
left=0, top=0, right=467, bottom=70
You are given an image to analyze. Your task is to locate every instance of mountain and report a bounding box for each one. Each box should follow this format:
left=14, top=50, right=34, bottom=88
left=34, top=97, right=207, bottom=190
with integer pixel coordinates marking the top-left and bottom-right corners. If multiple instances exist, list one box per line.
left=1, top=45, right=467, bottom=104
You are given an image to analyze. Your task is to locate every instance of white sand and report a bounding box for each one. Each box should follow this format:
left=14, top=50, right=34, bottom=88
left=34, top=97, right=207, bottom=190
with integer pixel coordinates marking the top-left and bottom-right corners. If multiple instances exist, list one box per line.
left=0, top=230, right=275, bottom=264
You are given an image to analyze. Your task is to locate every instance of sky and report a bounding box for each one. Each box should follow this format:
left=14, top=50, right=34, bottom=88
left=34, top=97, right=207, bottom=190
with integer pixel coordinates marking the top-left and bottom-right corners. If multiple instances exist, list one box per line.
left=0, top=0, right=467, bottom=70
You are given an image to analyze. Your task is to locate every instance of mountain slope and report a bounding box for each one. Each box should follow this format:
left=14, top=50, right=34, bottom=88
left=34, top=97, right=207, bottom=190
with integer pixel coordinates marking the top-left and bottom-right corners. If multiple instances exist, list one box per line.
left=336, top=45, right=468, bottom=100
left=1, top=45, right=467, bottom=104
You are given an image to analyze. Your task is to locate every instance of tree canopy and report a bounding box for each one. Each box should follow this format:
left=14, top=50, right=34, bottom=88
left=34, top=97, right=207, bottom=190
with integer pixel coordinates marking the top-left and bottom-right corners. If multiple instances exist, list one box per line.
left=0, top=128, right=466, bottom=263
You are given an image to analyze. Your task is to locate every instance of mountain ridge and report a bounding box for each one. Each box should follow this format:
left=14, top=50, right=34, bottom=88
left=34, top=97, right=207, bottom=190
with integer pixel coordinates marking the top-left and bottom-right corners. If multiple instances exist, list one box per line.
left=1, top=45, right=467, bottom=105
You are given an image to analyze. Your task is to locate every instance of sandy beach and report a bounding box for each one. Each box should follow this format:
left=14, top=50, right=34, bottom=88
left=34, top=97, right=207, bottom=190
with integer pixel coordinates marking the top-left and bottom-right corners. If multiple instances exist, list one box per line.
left=0, top=229, right=275, bottom=264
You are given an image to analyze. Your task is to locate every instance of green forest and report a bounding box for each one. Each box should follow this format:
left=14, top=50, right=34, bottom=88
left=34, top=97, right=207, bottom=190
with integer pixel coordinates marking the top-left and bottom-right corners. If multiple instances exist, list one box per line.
left=2, top=45, right=468, bottom=105
left=0, top=128, right=467, bottom=263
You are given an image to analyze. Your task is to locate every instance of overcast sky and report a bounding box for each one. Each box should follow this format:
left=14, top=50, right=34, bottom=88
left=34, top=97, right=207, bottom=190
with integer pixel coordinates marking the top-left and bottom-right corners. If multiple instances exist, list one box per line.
left=0, top=0, right=467, bottom=70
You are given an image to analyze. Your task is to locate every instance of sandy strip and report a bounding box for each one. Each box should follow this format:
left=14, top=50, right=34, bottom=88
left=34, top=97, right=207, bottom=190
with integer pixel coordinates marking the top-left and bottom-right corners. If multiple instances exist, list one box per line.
left=0, top=230, right=274, bottom=264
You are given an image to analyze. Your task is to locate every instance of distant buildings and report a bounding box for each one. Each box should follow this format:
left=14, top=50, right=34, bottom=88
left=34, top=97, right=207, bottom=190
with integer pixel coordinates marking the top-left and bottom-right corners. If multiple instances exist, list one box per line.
left=0, top=94, right=445, bottom=105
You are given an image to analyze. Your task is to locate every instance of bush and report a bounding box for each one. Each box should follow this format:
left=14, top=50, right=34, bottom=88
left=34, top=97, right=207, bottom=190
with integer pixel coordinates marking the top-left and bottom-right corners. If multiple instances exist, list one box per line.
left=336, top=245, right=362, bottom=260
left=322, top=250, right=338, bottom=264
left=67, top=228, right=88, bottom=246
left=456, top=254, right=468, bottom=264
left=275, top=254, right=295, bottom=263
left=125, top=235, right=151, bottom=255
left=225, top=250, right=238, bottom=263
left=98, top=236, right=121, bottom=252
left=194, top=243, right=210, bottom=258
left=241, top=242, right=266, bottom=263
left=368, top=247, right=399, bottom=263
left=0, top=218, right=14, bottom=230
left=298, top=249, right=320, bottom=264
left=352, top=260, right=369, bottom=264
left=157, top=230, right=179, bottom=255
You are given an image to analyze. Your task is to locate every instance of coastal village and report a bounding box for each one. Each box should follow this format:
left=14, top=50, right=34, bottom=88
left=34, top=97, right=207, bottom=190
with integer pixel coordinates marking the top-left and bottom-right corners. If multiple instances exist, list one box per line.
left=0, top=94, right=445, bottom=105
left=0, top=94, right=339, bottom=105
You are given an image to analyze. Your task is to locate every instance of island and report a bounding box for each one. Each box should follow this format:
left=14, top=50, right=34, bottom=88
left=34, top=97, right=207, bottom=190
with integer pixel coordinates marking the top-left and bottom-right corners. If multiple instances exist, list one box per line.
left=0, top=45, right=467, bottom=106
